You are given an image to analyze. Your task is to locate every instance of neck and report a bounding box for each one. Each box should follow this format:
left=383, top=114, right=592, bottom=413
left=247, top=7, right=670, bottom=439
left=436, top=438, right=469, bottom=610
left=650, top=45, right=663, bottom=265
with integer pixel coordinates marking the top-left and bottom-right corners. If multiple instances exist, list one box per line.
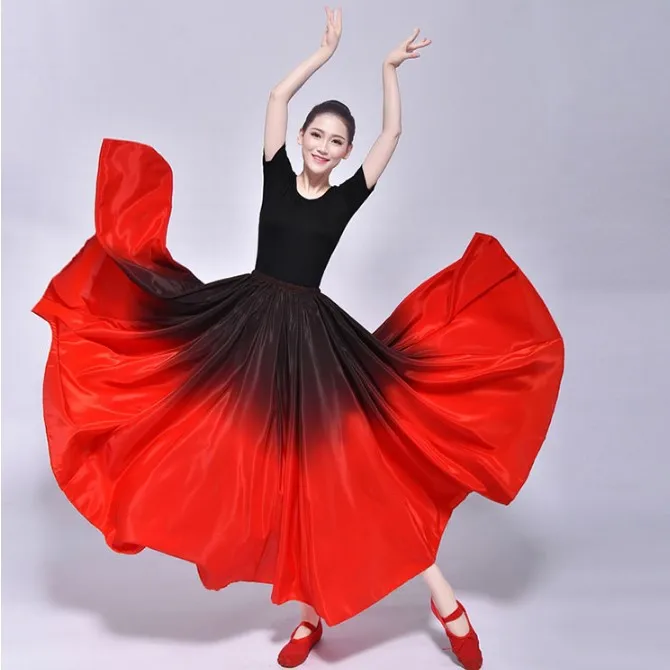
left=297, top=170, right=330, bottom=197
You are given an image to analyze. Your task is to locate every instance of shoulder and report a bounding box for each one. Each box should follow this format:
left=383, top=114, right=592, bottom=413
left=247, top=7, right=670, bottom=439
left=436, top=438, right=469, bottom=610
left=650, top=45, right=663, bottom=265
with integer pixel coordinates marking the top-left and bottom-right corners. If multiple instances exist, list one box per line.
left=334, top=165, right=376, bottom=216
left=262, top=143, right=294, bottom=189
left=263, top=143, right=289, bottom=164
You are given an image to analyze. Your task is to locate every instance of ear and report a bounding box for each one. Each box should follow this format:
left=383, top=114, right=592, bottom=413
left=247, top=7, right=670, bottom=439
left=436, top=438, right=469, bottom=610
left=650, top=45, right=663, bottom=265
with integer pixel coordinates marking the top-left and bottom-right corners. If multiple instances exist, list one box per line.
left=344, top=143, right=353, bottom=160
left=297, top=129, right=304, bottom=146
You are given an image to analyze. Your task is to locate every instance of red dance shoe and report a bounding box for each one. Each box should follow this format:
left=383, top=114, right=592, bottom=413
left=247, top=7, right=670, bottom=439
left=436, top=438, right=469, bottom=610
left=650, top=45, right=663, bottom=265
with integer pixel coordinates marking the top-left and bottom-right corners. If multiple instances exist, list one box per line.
left=277, top=619, right=323, bottom=668
left=430, top=598, right=483, bottom=670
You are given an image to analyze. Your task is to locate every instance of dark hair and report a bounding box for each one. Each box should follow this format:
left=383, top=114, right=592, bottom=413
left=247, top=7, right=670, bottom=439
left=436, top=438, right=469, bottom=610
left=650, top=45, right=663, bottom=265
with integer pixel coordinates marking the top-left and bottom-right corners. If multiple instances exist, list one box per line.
left=301, top=100, right=356, bottom=145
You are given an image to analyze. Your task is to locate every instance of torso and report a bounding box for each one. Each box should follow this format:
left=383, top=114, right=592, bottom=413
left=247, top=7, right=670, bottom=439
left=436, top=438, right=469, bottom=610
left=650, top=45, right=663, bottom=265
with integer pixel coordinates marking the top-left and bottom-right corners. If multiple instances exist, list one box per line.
left=254, top=144, right=376, bottom=288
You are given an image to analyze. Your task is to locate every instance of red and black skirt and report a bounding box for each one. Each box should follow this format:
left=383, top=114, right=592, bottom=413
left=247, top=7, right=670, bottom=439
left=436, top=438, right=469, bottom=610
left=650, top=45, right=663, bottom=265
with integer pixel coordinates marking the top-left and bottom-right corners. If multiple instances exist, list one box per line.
left=33, top=138, right=564, bottom=626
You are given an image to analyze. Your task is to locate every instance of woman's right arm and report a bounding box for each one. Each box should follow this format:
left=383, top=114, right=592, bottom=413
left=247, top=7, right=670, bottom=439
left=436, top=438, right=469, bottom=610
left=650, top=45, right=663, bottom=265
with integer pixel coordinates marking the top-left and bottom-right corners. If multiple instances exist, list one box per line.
left=264, top=8, right=342, bottom=160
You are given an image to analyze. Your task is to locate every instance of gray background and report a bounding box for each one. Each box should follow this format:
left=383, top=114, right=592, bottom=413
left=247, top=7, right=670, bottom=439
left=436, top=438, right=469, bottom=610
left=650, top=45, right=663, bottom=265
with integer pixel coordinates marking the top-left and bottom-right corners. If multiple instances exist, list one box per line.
left=3, top=0, right=668, bottom=668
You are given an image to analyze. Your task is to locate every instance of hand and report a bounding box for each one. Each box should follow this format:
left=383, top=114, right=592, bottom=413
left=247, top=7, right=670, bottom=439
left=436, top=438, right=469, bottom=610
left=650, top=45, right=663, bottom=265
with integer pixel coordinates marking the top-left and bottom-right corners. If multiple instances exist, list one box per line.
left=320, top=6, right=342, bottom=55
left=384, top=28, right=431, bottom=68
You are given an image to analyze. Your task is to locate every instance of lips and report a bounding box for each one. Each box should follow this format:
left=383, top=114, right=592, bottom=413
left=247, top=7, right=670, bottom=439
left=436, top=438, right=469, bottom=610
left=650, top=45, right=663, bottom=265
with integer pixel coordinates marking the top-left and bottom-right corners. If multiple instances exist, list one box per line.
left=312, top=155, right=329, bottom=164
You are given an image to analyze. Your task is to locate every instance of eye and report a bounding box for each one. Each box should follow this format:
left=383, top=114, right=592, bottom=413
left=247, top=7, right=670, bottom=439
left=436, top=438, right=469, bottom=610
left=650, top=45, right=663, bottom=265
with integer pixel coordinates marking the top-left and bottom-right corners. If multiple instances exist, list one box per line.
left=334, top=140, right=343, bottom=145
left=310, top=132, right=320, bottom=138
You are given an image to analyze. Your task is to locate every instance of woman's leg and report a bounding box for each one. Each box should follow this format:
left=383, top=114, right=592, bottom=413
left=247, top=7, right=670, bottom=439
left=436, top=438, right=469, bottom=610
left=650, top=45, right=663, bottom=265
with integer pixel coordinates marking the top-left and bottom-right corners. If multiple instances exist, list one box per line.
left=291, top=602, right=320, bottom=639
left=422, top=563, right=470, bottom=636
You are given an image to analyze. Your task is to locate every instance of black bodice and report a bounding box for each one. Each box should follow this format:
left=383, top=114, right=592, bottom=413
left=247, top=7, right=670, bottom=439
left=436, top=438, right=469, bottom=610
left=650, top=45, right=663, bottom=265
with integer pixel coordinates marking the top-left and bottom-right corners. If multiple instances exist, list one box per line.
left=254, top=144, right=375, bottom=288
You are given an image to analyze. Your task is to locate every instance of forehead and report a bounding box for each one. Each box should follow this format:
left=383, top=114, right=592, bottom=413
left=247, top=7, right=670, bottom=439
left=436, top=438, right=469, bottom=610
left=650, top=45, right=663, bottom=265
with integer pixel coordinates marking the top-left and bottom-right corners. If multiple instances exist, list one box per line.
left=307, top=113, right=347, bottom=136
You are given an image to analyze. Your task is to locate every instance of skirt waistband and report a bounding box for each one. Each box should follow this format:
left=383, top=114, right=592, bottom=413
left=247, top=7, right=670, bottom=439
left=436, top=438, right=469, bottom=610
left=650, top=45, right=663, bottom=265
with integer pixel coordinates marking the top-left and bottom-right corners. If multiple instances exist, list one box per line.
left=250, top=269, right=321, bottom=294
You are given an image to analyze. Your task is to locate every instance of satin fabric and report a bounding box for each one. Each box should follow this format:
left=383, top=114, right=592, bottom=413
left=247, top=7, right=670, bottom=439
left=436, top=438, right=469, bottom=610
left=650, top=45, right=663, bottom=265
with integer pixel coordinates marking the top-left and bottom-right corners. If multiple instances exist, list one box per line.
left=33, top=138, right=564, bottom=626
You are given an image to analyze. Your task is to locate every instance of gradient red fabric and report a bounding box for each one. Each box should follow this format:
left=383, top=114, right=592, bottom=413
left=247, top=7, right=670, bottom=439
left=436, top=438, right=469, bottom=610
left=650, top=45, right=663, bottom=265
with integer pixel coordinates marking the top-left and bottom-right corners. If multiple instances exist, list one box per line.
left=33, top=139, right=564, bottom=626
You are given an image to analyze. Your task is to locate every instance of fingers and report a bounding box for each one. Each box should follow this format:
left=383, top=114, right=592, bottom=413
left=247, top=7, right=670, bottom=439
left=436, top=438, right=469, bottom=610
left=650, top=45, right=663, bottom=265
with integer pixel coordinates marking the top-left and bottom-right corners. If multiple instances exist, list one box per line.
left=404, top=27, right=420, bottom=47
left=395, top=27, right=432, bottom=64
left=331, top=7, right=341, bottom=31
left=325, top=6, right=342, bottom=33
left=325, top=7, right=341, bottom=22
left=406, top=29, right=431, bottom=54
left=407, top=27, right=420, bottom=42
left=408, top=39, right=431, bottom=51
left=405, top=28, right=431, bottom=48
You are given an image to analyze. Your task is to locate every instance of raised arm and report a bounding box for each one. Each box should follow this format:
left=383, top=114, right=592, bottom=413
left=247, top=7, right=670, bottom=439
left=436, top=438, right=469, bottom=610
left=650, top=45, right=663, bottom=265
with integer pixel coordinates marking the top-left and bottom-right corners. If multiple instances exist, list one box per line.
left=264, top=7, right=342, bottom=160
left=361, top=28, right=432, bottom=188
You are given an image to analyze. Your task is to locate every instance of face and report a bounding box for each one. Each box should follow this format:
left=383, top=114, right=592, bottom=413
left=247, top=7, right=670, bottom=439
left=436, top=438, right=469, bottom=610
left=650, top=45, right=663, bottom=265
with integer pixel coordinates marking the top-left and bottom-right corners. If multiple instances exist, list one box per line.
left=298, top=114, right=352, bottom=173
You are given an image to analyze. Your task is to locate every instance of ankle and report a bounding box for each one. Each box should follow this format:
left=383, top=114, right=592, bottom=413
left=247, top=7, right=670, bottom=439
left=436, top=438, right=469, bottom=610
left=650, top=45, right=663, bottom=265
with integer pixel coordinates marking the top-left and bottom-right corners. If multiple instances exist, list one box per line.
left=432, top=599, right=471, bottom=639
left=444, top=611, right=470, bottom=637
left=299, top=604, right=319, bottom=626
left=432, top=594, right=458, bottom=619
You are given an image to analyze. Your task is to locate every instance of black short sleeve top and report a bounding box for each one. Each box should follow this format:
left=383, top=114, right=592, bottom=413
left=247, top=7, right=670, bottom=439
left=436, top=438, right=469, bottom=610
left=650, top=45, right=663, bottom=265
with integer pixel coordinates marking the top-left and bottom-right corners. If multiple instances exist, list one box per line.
left=254, top=144, right=376, bottom=287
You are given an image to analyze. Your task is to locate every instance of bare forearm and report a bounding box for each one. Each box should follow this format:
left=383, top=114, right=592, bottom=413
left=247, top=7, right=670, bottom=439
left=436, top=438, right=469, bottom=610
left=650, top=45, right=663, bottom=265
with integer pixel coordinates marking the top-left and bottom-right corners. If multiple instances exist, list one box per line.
left=271, top=47, right=333, bottom=101
left=381, top=61, right=402, bottom=136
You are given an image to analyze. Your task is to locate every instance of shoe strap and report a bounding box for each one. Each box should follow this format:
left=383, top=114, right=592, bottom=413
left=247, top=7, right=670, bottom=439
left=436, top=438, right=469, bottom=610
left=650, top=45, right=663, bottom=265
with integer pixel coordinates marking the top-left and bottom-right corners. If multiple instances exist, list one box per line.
left=443, top=600, right=465, bottom=623
left=290, top=619, right=320, bottom=639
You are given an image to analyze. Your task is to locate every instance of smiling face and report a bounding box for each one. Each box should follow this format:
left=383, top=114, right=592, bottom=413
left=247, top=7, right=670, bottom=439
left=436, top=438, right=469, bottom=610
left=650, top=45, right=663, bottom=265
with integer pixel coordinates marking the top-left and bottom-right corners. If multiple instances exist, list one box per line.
left=298, top=113, right=352, bottom=173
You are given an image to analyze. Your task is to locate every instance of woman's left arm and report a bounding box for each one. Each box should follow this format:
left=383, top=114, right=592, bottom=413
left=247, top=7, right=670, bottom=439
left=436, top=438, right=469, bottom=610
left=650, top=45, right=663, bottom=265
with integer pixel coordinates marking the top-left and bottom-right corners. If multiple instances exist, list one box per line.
left=362, top=28, right=432, bottom=188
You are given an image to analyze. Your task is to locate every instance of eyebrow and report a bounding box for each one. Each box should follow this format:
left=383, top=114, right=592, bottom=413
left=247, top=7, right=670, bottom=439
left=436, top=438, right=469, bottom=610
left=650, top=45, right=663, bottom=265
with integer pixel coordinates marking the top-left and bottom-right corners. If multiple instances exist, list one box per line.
left=311, top=127, right=346, bottom=140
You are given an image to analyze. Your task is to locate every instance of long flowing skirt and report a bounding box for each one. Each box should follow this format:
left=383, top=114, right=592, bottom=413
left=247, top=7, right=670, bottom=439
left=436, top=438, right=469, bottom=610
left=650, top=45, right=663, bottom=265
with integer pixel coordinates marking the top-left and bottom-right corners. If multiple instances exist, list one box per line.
left=33, top=138, right=564, bottom=626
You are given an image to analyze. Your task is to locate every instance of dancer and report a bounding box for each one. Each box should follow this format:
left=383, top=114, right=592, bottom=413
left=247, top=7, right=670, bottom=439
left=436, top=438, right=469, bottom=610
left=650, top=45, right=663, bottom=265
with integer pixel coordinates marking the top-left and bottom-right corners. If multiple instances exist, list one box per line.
left=33, top=8, right=563, bottom=669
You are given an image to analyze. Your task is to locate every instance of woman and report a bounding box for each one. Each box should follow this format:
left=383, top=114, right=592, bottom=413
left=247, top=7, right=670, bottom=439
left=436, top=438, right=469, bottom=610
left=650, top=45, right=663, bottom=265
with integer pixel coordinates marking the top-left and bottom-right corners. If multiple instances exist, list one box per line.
left=33, top=7, right=564, bottom=670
